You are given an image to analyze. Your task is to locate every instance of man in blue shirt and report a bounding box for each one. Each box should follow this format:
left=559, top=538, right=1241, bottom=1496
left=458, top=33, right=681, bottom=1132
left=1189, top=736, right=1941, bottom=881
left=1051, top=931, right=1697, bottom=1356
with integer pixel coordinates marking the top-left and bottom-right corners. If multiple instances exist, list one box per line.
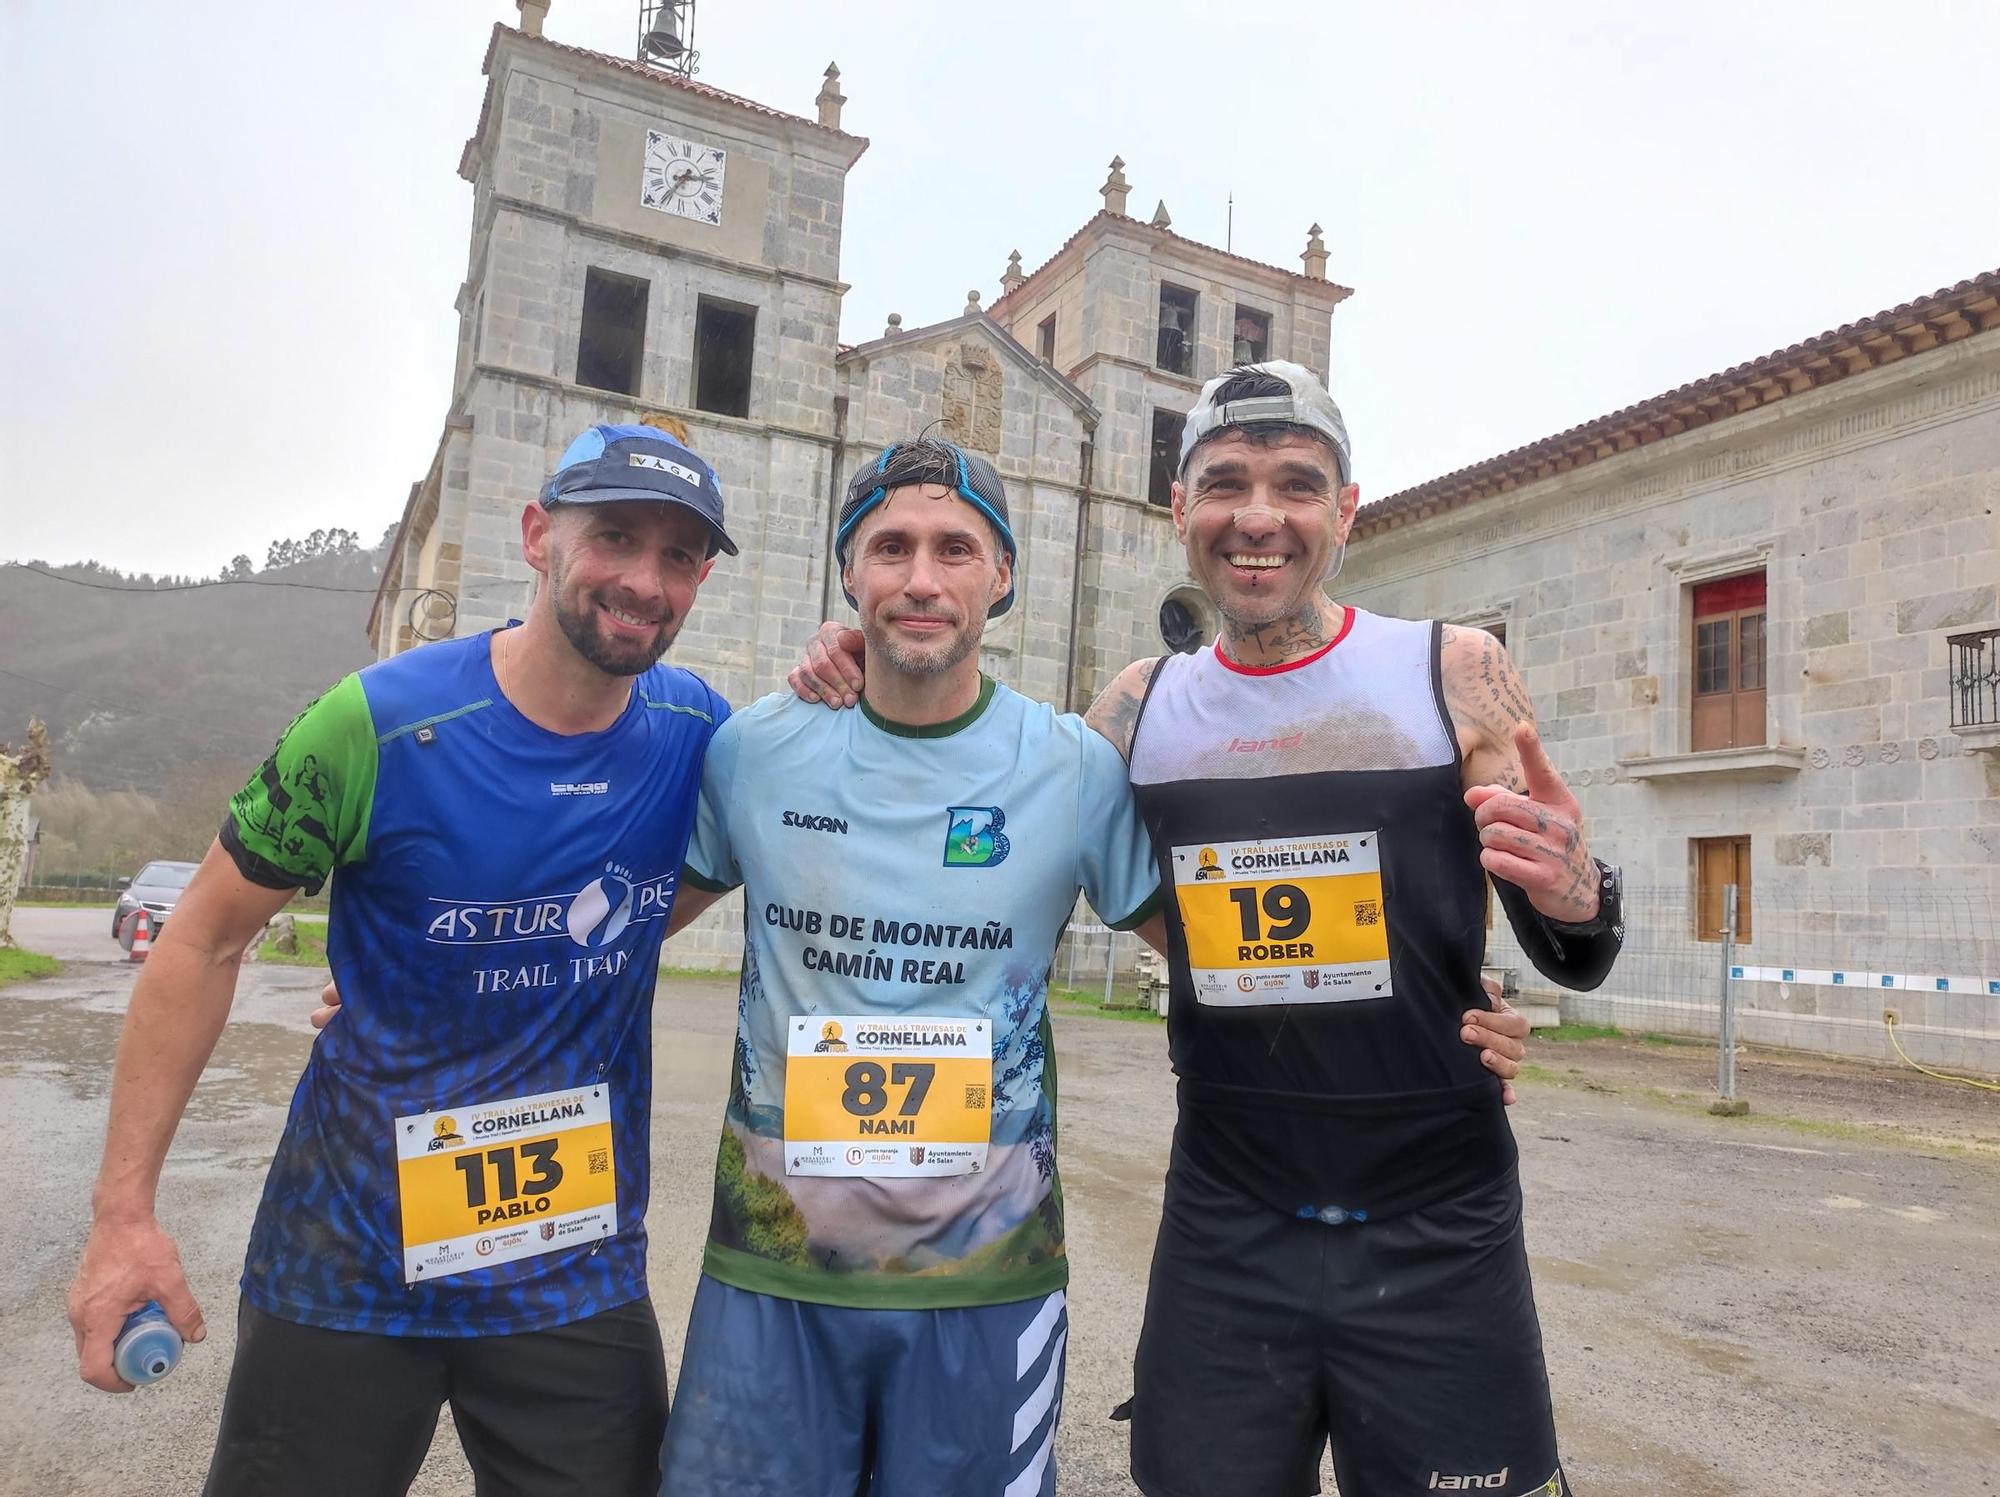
left=67, top=425, right=734, bottom=1496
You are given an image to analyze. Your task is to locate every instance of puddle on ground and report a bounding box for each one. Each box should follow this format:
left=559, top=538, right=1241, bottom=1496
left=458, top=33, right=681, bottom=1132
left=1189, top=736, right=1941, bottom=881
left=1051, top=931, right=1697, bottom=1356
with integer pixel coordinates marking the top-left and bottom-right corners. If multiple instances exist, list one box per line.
left=0, top=994, right=311, bottom=1118
left=1532, top=1256, right=1642, bottom=1292
left=1882, top=1204, right=1943, bottom=1224
left=1657, top=1329, right=1755, bottom=1376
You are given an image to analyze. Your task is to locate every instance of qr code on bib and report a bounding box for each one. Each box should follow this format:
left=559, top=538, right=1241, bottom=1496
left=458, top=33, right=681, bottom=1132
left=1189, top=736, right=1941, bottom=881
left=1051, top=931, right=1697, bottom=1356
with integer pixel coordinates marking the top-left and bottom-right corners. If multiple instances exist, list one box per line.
left=1353, top=900, right=1381, bottom=926
left=588, top=1148, right=609, bottom=1175
left=965, top=1084, right=988, bottom=1109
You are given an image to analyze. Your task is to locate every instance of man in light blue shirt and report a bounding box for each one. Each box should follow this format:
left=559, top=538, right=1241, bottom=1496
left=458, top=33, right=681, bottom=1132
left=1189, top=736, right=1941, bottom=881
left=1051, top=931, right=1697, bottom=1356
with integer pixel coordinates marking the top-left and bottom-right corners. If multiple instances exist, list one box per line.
left=659, top=438, right=1161, bottom=1496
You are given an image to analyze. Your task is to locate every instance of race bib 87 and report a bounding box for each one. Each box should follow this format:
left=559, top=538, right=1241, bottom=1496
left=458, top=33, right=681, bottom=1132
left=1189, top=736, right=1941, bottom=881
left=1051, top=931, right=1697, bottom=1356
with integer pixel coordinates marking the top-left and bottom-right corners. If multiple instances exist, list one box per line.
left=783, top=1015, right=992, bottom=1178
left=1171, top=831, right=1393, bottom=1006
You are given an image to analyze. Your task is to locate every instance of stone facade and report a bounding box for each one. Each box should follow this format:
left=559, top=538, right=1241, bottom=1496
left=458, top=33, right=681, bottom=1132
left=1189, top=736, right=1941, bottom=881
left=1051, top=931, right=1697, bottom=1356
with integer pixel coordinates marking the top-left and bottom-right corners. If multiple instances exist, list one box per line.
left=368, top=24, right=1349, bottom=965
left=371, top=25, right=866, bottom=700
left=372, top=27, right=1348, bottom=711
left=1340, top=317, right=2000, bottom=1068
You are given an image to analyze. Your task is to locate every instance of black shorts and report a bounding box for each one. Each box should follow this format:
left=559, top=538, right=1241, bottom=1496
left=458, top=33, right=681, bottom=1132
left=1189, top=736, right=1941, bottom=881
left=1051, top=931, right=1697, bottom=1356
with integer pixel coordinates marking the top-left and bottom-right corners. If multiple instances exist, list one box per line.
left=1128, top=1154, right=1568, bottom=1497
left=204, top=1295, right=669, bottom=1497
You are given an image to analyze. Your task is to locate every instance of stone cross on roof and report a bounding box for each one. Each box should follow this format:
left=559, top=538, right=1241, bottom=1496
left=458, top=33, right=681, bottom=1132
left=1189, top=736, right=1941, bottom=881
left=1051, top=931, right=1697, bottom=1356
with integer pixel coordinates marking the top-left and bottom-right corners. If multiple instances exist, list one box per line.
left=1302, top=223, right=1328, bottom=281
left=816, top=63, right=845, bottom=130
left=1101, top=156, right=1130, bottom=216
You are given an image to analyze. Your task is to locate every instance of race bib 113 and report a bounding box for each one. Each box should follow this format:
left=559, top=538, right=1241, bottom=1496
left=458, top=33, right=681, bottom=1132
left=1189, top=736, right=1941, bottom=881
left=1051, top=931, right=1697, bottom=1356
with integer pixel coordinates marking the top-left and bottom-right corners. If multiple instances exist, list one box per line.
left=394, top=1084, right=616, bottom=1283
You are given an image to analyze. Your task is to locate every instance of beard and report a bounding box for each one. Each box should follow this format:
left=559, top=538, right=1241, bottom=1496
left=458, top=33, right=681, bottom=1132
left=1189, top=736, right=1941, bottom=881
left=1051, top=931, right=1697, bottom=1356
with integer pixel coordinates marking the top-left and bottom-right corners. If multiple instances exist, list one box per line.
left=549, top=557, right=677, bottom=677
left=1197, top=540, right=1345, bottom=632
left=868, top=606, right=984, bottom=677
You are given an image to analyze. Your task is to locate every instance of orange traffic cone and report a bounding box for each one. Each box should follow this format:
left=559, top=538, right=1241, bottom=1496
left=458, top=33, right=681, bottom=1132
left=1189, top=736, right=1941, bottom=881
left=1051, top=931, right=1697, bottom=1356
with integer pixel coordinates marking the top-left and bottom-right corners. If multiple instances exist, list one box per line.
left=128, top=909, right=152, bottom=963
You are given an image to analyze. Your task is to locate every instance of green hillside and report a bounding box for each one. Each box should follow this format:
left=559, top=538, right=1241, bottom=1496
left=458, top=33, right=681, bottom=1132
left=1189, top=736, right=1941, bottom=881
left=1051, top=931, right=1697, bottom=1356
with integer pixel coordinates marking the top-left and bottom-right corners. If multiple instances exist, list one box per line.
left=0, top=538, right=386, bottom=794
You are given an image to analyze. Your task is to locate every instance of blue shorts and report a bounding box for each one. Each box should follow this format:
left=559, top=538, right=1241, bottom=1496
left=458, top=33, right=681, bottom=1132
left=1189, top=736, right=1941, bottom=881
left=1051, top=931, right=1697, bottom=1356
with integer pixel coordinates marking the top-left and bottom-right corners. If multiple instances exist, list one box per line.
left=659, top=1274, right=1068, bottom=1497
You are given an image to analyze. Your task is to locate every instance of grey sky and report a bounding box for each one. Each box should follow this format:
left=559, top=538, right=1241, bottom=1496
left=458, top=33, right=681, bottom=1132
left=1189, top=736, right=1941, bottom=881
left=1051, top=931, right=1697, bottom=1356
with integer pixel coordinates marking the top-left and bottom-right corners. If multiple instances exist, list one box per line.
left=5, top=0, right=1996, bottom=578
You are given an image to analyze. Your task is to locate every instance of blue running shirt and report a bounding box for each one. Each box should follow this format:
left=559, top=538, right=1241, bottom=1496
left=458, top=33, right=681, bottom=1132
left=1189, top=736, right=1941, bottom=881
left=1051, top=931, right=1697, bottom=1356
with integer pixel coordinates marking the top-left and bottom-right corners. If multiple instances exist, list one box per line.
left=682, top=678, right=1160, bottom=1309
left=221, top=628, right=726, bottom=1335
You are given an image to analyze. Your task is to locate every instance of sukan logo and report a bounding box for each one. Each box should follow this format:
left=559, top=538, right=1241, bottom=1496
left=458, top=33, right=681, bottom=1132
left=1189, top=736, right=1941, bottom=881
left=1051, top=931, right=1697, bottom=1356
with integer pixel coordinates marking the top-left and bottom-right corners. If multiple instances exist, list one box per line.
left=782, top=810, right=849, bottom=835
left=424, top=862, right=675, bottom=949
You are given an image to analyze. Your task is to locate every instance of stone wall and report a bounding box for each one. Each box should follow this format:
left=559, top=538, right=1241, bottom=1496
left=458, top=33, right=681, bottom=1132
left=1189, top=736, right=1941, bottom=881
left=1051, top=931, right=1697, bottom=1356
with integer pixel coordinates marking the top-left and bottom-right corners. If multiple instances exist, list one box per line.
left=1339, top=332, right=2000, bottom=1066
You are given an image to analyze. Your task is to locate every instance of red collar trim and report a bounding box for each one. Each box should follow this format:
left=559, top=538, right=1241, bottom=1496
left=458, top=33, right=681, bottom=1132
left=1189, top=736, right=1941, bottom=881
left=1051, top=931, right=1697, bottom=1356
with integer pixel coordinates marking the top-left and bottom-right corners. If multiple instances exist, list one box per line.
left=1213, top=607, right=1355, bottom=675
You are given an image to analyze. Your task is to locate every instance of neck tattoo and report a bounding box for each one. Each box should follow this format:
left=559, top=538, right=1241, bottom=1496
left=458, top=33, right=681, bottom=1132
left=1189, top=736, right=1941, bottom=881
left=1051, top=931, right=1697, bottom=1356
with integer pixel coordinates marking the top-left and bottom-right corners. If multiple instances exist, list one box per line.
left=1220, top=600, right=1339, bottom=667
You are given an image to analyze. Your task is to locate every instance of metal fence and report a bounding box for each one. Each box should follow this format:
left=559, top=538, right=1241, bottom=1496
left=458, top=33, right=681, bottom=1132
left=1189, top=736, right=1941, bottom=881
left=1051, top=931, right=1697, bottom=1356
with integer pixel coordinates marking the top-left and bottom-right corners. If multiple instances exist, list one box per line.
left=1053, top=916, right=1158, bottom=1009
left=1503, top=884, right=2000, bottom=1077
left=1060, top=884, right=2000, bottom=1080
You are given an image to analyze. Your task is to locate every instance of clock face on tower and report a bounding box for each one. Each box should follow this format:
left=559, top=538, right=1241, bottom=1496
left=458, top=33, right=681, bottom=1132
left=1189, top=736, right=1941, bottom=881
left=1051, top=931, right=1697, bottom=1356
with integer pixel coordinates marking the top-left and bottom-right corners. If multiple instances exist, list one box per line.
left=642, top=129, right=727, bottom=225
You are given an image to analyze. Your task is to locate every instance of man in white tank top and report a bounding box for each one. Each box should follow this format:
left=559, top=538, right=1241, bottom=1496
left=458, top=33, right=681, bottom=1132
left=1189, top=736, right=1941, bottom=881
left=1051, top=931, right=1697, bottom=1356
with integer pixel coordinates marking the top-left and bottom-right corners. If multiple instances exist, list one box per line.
left=1085, top=364, right=1616, bottom=1497
left=788, top=366, right=1607, bottom=1496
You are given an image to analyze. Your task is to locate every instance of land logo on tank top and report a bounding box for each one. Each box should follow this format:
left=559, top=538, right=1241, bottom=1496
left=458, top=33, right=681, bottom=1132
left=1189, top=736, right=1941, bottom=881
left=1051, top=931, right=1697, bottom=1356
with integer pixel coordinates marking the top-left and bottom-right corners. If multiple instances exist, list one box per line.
left=1171, top=830, right=1391, bottom=1005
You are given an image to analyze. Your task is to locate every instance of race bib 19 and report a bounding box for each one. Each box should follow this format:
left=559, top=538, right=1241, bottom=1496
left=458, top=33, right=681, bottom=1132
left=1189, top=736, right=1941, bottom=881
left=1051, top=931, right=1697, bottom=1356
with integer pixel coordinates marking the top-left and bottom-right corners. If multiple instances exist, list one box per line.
left=394, top=1084, right=616, bottom=1283
left=783, top=1015, right=992, bottom=1178
left=1172, top=831, right=1393, bottom=1006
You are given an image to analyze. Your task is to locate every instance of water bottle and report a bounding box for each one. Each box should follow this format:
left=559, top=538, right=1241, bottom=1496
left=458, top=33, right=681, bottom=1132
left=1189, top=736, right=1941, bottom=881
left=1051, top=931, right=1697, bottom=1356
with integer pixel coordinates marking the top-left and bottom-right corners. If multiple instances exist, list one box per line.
left=112, top=1302, right=183, bottom=1386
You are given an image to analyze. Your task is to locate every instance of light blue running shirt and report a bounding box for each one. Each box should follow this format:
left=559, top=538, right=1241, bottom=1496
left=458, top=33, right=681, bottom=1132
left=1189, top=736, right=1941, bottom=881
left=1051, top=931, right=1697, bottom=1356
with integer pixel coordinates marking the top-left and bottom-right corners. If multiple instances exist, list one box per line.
left=682, top=677, right=1160, bottom=1309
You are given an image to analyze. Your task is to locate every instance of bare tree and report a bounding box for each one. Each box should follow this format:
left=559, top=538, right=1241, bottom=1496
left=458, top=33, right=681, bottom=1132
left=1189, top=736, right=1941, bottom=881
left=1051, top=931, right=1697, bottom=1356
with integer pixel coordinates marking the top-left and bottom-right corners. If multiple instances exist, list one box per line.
left=0, top=720, right=53, bottom=947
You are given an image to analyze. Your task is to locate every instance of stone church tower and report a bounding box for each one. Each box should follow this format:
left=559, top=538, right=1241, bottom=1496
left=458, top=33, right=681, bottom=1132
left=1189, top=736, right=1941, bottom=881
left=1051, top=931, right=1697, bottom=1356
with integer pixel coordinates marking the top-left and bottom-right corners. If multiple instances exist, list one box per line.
left=369, top=11, right=868, bottom=710
left=369, top=7, right=1347, bottom=719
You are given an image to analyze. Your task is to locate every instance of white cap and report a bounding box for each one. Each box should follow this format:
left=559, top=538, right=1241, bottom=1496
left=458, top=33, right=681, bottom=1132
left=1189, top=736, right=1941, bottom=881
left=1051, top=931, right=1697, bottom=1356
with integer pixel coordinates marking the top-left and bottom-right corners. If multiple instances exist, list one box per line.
left=1180, top=361, right=1352, bottom=486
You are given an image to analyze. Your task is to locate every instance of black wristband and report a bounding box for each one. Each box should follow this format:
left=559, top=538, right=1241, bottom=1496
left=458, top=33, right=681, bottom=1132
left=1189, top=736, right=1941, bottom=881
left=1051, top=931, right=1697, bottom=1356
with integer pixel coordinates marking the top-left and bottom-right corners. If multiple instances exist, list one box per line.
left=1492, top=861, right=1624, bottom=993
left=1545, top=860, right=1623, bottom=938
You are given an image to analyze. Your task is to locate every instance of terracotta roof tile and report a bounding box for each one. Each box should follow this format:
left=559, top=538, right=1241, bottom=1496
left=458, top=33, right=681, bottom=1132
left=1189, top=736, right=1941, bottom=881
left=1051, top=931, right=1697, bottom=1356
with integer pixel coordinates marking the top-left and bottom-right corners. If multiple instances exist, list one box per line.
left=1354, top=268, right=2000, bottom=540
left=462, top=24, right=867, bottom=176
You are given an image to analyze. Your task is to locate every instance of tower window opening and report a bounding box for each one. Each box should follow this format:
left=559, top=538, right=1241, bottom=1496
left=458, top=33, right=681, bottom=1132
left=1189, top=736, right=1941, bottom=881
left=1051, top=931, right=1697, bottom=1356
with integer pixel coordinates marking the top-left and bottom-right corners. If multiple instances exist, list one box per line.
left=694, top=297, right=756, bottom=418
left=576, top=267, right=649, bottom=396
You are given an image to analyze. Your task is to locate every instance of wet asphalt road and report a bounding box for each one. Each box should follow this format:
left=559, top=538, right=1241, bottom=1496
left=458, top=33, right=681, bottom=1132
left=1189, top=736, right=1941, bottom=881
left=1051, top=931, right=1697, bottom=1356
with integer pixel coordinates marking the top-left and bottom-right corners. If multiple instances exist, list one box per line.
left=4, top=905, right=1997, bottom=1495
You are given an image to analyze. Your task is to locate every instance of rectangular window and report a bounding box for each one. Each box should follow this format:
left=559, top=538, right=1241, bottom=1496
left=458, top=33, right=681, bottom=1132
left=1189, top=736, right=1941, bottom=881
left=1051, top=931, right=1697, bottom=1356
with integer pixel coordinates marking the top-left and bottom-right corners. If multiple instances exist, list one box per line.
left=576, top=267, right=649, bottom=397
left=1233, top=305, right=1271, bottom=364
left=1690, top=571, right=1767, bottom=751
left=1148, top=409, right=1184, bottom=508
left=1693, top=836, right=1752, bottom=943
left=693, top=297, right=756, bottom=418
left=1156, top=283, right=1198, bottom=376
left=1036, top=314, right=1056, bottom=363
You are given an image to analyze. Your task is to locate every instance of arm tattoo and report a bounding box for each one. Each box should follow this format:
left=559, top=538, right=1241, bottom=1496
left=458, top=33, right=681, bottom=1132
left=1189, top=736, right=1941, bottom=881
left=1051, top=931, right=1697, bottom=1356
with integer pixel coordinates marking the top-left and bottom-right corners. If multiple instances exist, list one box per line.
left=1442, top=625, right=1536, bottom=786
left=1085, top=658, right=1161, bottom=761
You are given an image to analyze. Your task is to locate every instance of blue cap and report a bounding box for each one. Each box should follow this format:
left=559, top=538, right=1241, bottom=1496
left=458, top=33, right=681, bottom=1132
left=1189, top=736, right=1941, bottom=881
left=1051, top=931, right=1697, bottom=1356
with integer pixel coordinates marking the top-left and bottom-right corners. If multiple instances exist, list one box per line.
left=539, top=424, right=738, bottom=557
left=835, top=439, right=1016, bottom=617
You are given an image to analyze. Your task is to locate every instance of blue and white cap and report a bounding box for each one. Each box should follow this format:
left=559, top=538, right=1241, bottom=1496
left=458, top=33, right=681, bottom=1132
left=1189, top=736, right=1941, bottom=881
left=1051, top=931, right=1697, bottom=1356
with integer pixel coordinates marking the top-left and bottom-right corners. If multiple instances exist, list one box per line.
left=835, top=438, right=1017, bottom=617
left=539, top=423, right=738, bottom=557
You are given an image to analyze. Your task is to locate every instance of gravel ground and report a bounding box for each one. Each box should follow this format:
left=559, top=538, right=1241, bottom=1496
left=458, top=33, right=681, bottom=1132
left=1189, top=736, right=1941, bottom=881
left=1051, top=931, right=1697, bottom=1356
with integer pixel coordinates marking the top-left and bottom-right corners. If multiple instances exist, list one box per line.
left=4, top=907, right=1996, bottom=1495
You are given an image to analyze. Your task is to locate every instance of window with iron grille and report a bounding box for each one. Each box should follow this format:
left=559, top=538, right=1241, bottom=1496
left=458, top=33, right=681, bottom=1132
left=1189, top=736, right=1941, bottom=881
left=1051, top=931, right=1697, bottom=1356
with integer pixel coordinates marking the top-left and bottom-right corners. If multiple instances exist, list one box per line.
left=1949, top=627, right=2000, bottom=728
